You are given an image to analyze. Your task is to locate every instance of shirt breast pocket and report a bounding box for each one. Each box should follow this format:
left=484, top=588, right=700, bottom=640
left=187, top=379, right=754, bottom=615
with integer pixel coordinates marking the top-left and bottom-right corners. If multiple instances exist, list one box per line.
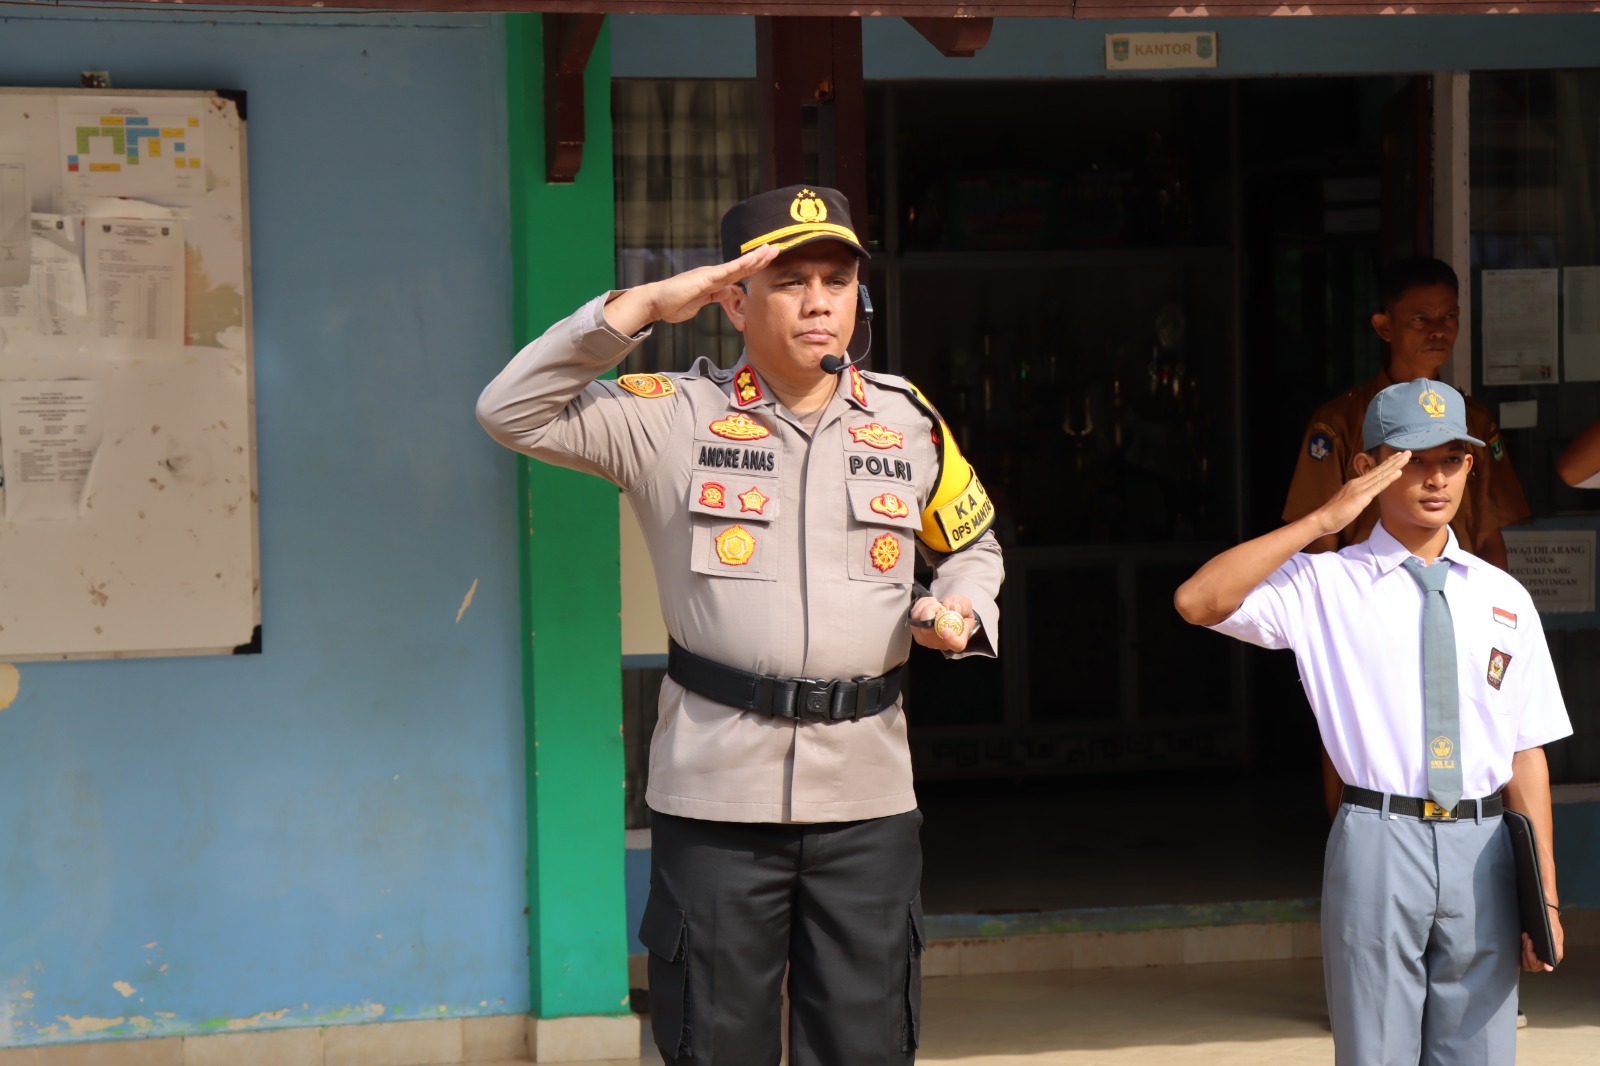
left=845, top=480, right=919, bottom=584
left=687, top=472, right=779, bottom=581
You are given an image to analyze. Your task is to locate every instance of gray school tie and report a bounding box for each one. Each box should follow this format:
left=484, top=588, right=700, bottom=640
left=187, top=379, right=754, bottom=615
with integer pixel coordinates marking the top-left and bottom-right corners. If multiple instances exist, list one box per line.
left=1401, top=557, right=1464, bottom=813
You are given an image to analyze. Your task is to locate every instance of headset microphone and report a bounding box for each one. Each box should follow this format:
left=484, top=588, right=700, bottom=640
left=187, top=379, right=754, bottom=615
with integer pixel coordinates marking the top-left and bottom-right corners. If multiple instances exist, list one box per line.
left=820, top=283, right=875, bottom=376
left=820, top=351, right=865, bottom=375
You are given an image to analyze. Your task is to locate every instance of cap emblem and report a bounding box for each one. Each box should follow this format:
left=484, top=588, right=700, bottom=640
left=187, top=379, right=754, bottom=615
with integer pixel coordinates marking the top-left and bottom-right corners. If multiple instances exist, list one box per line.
left=791, top=189, right=828, bottom=224
left=1419, top=385, right=1447, bottom=419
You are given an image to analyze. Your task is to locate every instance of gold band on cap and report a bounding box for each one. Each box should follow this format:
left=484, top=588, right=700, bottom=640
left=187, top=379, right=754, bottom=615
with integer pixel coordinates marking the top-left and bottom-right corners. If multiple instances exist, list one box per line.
left=740, top=221, right=862, bottom=254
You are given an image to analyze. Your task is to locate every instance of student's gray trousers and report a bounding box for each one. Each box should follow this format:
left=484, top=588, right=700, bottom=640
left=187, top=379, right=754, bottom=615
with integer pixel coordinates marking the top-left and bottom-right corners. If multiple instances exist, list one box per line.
left=1323, top=800, right=1520, bottom=1066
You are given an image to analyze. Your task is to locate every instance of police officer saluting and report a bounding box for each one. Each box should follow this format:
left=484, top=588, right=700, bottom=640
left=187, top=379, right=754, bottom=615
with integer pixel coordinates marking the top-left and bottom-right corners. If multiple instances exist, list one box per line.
left=477, top=185, right=1004, bottom=1065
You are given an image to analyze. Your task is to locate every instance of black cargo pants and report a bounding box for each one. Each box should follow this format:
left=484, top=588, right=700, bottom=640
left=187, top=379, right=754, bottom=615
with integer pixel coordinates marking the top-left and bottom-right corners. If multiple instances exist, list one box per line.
left=640, top=809, right=926, bottom=1066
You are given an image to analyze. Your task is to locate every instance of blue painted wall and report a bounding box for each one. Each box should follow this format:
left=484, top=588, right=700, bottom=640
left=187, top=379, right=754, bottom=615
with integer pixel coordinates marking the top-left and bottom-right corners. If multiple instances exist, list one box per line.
left=0, top=7, right=527, bottom=1046
left=612, top=13, right=1600, bottom=79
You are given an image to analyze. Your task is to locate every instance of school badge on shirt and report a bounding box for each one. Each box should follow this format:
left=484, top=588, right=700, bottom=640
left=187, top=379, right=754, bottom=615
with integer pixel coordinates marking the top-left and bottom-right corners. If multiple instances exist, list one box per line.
left=1487, top=647, right=1513, bottom=690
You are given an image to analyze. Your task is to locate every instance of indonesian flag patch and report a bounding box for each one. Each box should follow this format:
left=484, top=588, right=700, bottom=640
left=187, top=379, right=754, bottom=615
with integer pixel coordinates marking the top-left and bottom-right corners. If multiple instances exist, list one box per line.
left=1493, top=607, right=1517, bottom=629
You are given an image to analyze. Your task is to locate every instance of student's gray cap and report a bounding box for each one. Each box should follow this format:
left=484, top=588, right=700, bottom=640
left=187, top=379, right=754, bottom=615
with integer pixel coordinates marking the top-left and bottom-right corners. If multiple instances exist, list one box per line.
left=1362, top=377, right=1486, bottom=451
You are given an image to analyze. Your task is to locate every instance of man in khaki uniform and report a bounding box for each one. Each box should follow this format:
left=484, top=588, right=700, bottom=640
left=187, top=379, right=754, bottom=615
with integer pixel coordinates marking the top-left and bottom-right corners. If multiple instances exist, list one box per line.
left=1283, top=257, right=1530, bottom=817
left=477, top=185, right=1003, bottom=1066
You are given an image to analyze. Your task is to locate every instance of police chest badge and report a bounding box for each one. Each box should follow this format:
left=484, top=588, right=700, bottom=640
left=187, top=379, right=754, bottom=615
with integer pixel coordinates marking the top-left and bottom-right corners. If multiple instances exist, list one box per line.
left=869, top=532, right=901, bottom=573
left=618, top=373, right=675, bottom=399
left=1487, top=647, right=1513, bottom=690
left=709, top=414, right=770, bottom=441
left=714, top=524, right=756, bottom=566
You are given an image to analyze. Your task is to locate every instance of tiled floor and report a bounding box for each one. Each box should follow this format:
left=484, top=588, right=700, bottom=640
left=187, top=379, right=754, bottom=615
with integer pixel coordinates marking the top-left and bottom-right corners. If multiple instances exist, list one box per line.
left=492, top=951, right=1600, bottom=1066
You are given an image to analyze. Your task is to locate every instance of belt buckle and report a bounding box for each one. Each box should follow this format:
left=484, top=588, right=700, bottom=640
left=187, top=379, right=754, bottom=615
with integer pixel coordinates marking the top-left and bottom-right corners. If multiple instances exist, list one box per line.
left=795, top=678, right=835, bottom=721
left=1422, top=800, right=1457, bottom=821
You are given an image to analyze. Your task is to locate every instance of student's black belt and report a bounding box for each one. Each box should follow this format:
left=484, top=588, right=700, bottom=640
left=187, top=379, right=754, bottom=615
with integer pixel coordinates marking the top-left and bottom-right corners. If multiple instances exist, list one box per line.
left=1342, top=785, right=1504, bottom=821
left=666, top=639, right=906, bottom=722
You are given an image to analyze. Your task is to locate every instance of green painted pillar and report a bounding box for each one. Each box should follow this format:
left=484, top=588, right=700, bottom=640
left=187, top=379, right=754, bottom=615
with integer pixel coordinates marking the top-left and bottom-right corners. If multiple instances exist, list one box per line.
left=505, top=15, right=628, bottom=1022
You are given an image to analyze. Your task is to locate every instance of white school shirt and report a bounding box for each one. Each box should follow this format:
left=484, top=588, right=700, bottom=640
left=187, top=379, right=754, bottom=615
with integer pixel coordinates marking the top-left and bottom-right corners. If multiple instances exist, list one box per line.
left=1210, top=522, right=1572, bottom=799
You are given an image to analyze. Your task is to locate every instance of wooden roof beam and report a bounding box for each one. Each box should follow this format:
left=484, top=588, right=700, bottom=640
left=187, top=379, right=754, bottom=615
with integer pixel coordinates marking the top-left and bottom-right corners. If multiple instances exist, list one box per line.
left=543, top=11, right=604, bottom=183
left=904, top=16, right=994, bottom=58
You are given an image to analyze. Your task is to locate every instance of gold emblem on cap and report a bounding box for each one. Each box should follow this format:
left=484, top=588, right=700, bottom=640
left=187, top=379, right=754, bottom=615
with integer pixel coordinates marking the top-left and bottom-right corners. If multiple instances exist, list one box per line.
left=1419, top=385, right=1447, bottom=419
left=790, top=189, right=828, bottom=224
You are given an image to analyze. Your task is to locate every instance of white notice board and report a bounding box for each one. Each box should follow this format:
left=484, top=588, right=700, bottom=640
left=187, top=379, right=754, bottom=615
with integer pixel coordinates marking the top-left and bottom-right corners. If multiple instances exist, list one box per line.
left=0, top=88, right=257, bottom=660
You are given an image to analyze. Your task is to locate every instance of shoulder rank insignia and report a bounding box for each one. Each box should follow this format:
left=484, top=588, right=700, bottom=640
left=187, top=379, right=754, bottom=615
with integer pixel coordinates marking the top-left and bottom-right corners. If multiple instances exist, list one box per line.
left=709, top=413, right=770, bottom=441
left=699, top=482, right=727, bottom=509
left=870, top=492, right=910, bottom=519
left=715, top=524, right=756, bottom=566
left=848, top=365, right=868, bottom=407
left=738, top=486, right=770, bottom=514
left=849, top=423, right=904, bottom=450
left=618, top=373, right=675, bottom=399
left=870, top=532, right=901, bottom=572
left=734, top=366, right=764, bottom=406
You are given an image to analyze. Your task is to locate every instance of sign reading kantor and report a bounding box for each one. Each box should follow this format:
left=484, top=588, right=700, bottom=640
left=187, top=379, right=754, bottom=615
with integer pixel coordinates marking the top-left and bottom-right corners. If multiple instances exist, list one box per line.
left=1105, top=32, right=1218, bottom=71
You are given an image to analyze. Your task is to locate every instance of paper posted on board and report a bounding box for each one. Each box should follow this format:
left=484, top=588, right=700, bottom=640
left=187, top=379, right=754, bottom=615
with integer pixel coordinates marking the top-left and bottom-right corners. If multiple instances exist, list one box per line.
left=0, top=214, right=90, bottom=338
left=0, top=136, right=29, bottom=288
left=1481, top=268, right=1559, bottom=385
left=1563, top=266, right=1600, bottom=383
left=85, top=217, right=184, bottom=347
left=0, top=379, right=103, bottom=521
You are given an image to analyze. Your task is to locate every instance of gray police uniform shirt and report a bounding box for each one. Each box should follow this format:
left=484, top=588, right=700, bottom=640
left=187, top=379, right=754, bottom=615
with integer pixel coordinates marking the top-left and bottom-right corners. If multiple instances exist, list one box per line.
left=478, top=293, right=1005, bottom=824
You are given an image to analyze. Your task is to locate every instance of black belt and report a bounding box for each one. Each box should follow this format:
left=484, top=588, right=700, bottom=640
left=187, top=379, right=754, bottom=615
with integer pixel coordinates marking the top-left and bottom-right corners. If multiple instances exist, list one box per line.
left=1342, top=785, right=1503, bottom=821
left=667, top=639, right=905, bottom=722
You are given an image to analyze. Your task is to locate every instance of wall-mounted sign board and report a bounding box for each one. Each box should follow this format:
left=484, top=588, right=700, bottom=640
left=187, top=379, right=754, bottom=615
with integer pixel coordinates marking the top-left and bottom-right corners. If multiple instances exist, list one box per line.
left=1106, top=32, right=1219, bottom=71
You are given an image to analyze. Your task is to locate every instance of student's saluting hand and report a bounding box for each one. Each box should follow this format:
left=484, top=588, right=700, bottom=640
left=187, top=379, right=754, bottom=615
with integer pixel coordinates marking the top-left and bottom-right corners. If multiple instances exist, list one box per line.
left=1314, top=448, right=1411, bottom=538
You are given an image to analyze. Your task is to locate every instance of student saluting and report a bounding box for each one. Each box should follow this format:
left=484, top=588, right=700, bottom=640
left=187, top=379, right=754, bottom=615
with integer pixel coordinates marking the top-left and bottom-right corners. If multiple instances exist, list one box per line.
left=1176, top=377, right=1570, bottom=1066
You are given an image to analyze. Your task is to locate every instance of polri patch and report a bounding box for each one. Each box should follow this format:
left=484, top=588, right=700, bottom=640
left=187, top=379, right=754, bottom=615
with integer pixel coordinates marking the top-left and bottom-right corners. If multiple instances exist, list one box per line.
left=618, top=373, right=675, bottom=399
left=1487, top=647, right=1512, bottom=690
left=699, top=482, right=727, bottom=509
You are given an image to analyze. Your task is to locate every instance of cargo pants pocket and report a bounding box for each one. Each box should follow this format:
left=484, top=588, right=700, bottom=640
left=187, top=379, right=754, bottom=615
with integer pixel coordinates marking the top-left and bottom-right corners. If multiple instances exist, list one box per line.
left=901, top=893, right=927, bottom=1053
left=639, top=891, right=692, bottom=1060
